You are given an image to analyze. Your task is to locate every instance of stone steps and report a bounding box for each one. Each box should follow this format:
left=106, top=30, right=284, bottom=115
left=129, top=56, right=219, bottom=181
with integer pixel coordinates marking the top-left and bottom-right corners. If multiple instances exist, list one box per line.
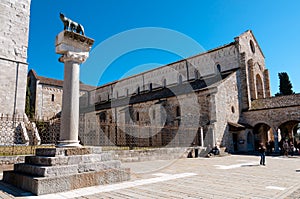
left=3, top=167, right=130, bottom=195
left=14, top=160, right=122, bottom=177
left=3, top=147, right=130, bottom=195
left=25, top=152, right=115, bottom=166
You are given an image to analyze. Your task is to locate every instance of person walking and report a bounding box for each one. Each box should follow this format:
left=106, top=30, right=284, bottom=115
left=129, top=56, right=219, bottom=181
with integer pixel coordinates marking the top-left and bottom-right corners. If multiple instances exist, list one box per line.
left=283, top=140, right=289, bottom=157
left=259, top=143, right=266, bottom=166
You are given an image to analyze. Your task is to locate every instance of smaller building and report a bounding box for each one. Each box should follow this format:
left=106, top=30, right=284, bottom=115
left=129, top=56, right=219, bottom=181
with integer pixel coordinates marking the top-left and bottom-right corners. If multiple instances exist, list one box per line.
left=27, top=69, right=95, bottom=120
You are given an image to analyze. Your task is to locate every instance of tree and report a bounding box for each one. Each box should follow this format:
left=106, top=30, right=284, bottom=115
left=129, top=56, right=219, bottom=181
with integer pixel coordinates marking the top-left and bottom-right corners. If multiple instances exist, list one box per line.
left=25, top=78, right=35, bottom=119
left=275, top=72, right=294, bottom=96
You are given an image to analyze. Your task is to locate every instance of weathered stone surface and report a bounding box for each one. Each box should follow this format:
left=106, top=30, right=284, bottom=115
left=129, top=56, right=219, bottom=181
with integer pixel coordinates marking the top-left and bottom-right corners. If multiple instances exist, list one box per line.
left=3, top=147, right=130, bottom=195
left=15, top=159, right=121, bottom=177
left=0, top=0, right=30, bottom=116
left=55, top=31, right=94, bottom=54
left=14, top=163, right=78, bottom=177
left=35, top=147, right=102, bottom=157
left=3, top=168, right=130, bottom=195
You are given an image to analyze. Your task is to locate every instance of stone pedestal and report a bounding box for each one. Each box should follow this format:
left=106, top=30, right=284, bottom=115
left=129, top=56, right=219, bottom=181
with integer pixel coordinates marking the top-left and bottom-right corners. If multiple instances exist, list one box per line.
left=55, top=31, right=94, bottom=147
left=3, top=147, right=130, bottom=195
left=3, top=31, right=131, bottom=195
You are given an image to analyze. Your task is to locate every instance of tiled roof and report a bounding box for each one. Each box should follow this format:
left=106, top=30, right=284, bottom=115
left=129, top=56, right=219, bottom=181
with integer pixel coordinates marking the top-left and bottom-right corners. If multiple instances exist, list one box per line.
left=29, top=69, right=95, bottom=91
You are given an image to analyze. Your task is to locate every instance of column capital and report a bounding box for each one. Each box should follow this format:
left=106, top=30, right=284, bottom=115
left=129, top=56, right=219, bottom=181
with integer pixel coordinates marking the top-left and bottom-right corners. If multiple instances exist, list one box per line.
left=59, top=51, right=89, bottom=63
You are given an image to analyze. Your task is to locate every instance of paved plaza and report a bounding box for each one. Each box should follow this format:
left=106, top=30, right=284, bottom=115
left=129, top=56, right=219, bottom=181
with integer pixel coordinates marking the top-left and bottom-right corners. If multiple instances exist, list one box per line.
left=0, top=154, right=300, bottom=199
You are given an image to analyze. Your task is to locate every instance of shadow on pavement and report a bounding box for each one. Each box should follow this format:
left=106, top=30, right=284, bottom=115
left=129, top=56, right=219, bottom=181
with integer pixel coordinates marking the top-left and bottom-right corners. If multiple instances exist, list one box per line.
left=241, top=164, right=260, bottom=167
left=0, top=181, right=34, bottom=197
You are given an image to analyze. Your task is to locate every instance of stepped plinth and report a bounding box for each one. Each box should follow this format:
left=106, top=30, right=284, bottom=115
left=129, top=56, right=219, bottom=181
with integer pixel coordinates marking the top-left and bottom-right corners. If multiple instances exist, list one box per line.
left=3, top=147, right=130, bottom=195
left=3, top=30, right=131, bottom=195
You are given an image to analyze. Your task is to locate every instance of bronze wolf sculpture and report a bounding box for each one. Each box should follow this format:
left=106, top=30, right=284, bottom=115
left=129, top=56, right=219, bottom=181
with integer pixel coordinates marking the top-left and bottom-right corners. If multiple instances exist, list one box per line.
left=59, top=13, right=85, bottom=35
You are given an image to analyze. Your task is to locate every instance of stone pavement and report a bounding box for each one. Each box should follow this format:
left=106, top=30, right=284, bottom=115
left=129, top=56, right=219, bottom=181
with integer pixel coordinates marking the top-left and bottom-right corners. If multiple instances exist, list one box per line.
left=0, top=154, right=300, bottom=199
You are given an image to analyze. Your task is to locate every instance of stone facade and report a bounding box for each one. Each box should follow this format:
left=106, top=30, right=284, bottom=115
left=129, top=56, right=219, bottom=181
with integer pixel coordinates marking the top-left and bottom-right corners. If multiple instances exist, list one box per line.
left=78, top=30, right=279, bottom=153
left=0, top=0, right=31, bottom=116
left=28, top=69, right=95, bottom=120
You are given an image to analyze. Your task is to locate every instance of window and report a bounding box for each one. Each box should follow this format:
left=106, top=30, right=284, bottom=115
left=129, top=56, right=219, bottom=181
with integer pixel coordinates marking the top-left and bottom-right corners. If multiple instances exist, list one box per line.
left=152, top=109, right=155, bottom=120
left=217, top=64, right=221, bottom=73
left=51, top=94, right=55, bottom=102
left=194, top=70, right=199, bottom=79
left=250, top=40, right=255, bottom=53
left=178, top=75, right=182, bottom=85
left=176, top=106, right=181, bottom=117
left=99, top=112, right=106, bottom=122
left=163, top=79, right=167, bottom=87
left=137, top=86, right=140, bottom=94
left=136, top=112, right=140, bottom=121
left=149, top=83, right=153, bottom=91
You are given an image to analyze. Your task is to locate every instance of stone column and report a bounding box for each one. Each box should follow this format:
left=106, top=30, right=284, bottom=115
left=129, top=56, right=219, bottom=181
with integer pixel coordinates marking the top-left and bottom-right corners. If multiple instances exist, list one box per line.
left=200, top=127, right=204, bottom=147
left=55, top=31, right=94, bottom=147
left=273, top=127, right=279, bottom=153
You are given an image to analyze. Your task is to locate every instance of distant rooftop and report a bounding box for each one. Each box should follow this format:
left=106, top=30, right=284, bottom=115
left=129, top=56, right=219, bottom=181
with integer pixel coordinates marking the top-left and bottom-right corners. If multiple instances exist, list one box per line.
left=29, top=69, right=96, bottom=91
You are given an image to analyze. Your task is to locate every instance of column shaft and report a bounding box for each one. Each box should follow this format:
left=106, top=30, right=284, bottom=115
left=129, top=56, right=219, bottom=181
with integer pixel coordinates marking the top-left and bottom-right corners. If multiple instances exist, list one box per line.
left=58, top=61, right=80, bottom=147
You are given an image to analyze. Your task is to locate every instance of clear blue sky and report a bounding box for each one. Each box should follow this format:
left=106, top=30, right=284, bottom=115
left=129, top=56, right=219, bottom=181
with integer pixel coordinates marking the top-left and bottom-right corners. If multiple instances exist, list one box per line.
left=28, top=0, right=300, bottom=95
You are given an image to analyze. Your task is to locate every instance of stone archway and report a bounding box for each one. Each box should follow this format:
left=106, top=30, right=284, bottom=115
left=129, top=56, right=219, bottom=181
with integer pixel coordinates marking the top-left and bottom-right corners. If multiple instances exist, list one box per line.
left=253, top=123, right=272, bottom=150
left=278, top=120, right=300, bottom=148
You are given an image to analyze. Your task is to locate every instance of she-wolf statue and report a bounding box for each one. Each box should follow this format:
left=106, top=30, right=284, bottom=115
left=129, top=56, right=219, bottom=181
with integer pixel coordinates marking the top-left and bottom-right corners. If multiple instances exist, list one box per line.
left=59, top=13, right=85, bottom=35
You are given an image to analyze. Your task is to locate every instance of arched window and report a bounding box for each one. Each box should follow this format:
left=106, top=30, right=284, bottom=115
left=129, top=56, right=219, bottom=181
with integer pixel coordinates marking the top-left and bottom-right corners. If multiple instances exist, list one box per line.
left=137, top=86, right=140, bottom=94
left=178, top=75, right=182, bottom=85
left=163, top=79, right=167, bottom=87
left=136, top=112, right=140, bottom=121
left=51, top=94, right=55, bottom=102
left=149, top=83, right=153, bottom=91
left=99, top=112, right=106, bottom=122
left=216, top=64, right=221, bottom=73
left=256, top=74, right=264, bottom=99
left=194, top=70, right=199, bottom=79
left=250, top=40, right=255, bottom=53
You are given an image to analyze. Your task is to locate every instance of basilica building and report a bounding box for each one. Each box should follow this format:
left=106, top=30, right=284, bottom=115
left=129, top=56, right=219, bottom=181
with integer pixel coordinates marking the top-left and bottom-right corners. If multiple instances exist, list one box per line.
left=78, top=30, right=290, bottom=153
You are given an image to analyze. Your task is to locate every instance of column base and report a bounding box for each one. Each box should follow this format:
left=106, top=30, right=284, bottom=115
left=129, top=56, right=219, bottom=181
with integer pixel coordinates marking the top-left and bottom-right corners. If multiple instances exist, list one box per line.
left=57, top=140, right=82, bottom=148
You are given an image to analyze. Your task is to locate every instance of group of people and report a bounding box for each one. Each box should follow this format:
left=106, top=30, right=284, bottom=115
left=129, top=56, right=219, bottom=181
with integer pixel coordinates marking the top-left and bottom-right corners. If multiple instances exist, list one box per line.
left=258, top=139, right=300, bottom=165
left=280, top=139, right=300, bottom=156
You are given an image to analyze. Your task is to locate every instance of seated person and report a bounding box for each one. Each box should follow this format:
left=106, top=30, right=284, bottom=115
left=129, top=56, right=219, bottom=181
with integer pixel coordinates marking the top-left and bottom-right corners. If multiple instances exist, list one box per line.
left=208, top=145, right=220, bottom=156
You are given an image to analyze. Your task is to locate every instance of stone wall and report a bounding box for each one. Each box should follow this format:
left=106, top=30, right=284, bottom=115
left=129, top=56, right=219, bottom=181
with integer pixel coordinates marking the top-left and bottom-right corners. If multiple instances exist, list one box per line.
left=0, top=0, right=31, bottom=116
left=85, top=43, right=240, bottom=108
left=242, top=102, right=300, bottom=129
left=38, top=85, right=63, bottom=120
left=214, top=72, right=241, bottom=150
left=235, top=30, right=270, bottom=110
left=78, top=31, right=276, bottom=152
left=251, top=94, right=300, bottom=110
left=27, top=71, right=90, bottom=120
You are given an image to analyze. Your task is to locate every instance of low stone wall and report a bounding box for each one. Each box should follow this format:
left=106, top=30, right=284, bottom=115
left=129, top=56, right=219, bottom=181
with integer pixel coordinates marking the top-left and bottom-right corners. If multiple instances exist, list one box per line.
left=251, top=94, right=300, bottom=110
left=0, top=147, right=206, bottom=169
left=114, top=147, right=206, bottom=162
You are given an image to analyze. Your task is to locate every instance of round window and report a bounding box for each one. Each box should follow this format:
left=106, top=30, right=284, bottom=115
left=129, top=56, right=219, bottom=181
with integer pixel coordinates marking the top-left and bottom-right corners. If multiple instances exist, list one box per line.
left=250, top=40, right=255, bottom=53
